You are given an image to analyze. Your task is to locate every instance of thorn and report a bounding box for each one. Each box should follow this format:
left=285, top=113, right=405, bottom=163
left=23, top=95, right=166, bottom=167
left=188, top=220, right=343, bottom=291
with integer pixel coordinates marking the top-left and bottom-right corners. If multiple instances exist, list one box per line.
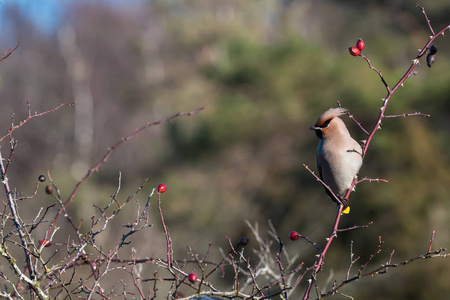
left=442, top=31, right=445, bottom=36
left=326, top=237, right=330, bottom=241
left=315, top=254, right=320, bottom=258
left=412, top=59, right=419, bottom=65
left=401, top=83, right=404, bottom=87
left=429, top=36, right=433, bottom=39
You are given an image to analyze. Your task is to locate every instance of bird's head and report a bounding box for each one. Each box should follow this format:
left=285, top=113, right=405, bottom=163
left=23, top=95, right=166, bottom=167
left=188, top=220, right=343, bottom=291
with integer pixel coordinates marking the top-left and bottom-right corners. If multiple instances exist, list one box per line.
left=309, top=107, right=348, bottom=139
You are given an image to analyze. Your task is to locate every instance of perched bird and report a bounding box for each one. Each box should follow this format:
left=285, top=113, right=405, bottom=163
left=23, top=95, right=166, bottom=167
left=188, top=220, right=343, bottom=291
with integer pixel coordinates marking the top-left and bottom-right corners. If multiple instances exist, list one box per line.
left=310, top=108, right=363, bottom=212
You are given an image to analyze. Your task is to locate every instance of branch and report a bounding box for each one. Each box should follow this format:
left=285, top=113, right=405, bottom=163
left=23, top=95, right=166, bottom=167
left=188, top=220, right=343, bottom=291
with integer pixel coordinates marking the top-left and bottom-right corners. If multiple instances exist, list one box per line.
left=303, top=164, right=347, bottom=207
left=0, top=102, right=74, bottom=142
left=302, top=205, right=344, bottom=300
left=355, top=177, right=388, bottom=184
left=302, top=8, right=449, bottom=299
left=337, top=101, right=369, bottom=136
left=337, top=221, right=373, bottom=233
left=416, top=3, right=435, bottom=35
left=0, top=148, right=35, bottom=280
left=384, top=112, right=430, bottom=118
left=45, top=106, right=205, bottom=239
left=362, top=22, right=449, bottom=158
left=359, top=54, right=390, bottom=93
left=0, top=41, right=20, bottom=63
left=321, top=246, right=448, bottom=298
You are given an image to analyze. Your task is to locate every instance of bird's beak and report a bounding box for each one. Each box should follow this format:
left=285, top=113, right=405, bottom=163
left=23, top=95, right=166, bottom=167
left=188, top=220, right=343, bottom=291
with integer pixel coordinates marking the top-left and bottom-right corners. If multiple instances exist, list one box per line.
left=309, top=126, right=319, bottom=130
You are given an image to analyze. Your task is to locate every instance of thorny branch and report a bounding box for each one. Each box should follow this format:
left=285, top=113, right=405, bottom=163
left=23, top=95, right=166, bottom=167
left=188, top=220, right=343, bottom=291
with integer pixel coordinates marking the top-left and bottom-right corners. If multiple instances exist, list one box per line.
left=321, top=235, right=448, bottom=298
left=361, top=21, right=449, bottom=159
left=0, top=102, right=74, bottom=142
left=302, top=5, right=450, bottom=300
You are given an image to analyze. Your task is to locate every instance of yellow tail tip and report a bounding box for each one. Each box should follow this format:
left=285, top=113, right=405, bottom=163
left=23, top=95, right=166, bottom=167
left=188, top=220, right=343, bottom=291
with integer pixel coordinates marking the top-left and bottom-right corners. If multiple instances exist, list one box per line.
left=342, top=205, right=350, bottom=215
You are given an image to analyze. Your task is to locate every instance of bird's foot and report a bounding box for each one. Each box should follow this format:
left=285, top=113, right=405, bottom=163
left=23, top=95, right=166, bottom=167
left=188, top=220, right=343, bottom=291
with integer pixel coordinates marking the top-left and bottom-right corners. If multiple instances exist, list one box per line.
left=337, top=195, right=348, bottom=206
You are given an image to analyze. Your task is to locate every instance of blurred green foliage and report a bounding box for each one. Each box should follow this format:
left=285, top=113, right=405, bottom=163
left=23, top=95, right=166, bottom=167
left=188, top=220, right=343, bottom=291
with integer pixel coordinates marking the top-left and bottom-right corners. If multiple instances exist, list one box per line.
left=0, top=0, right=449, bottom=298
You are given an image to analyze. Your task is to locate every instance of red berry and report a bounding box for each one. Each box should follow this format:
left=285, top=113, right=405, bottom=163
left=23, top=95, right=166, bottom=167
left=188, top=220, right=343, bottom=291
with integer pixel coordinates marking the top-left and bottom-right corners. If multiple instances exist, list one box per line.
left=289, top=231, right=300, bottom=241
left=157, top=184, right=167, bottom=193
left=188, top=272, right=198, bottom=283
left=356, top=38, right=365, bottom=51
left=349, top=46, right=360, bottom=56
left=39, top=239, right=52, bottom=247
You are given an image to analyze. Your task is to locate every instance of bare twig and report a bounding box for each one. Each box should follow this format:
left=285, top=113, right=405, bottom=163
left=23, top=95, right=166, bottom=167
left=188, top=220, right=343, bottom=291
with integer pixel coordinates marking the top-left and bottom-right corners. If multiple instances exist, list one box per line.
left=0, top=41, right=20, bottom=63
left=416, top=3, right=435, bottom=35
left=321, top=245, right=448, bottom=298
left=384, top=112, right=431, bottom=118
left=355, top=177, right=388, bottom=184
left=295, top=233, right=322, bottom=253
left=359, top=54, right=390, bottom=93
left=337, top=222, right=373, bottom=233
left=302, top=205, right=345, bottom=300
left=158, top=190, right=174, bottom=271
left=45, top=106, right=205, bottom=240
left=337, top=101, right=369, bottom=136
left=0, top=102, right=74, bottom=142
left=428, top=230, right=436, bottom=253
left=303, top=164, right=347, bottom=207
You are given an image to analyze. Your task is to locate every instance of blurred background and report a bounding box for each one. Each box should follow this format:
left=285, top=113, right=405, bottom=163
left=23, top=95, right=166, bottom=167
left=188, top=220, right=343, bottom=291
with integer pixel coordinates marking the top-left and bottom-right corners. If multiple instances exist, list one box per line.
left=0, top=0, right=449, bottom=299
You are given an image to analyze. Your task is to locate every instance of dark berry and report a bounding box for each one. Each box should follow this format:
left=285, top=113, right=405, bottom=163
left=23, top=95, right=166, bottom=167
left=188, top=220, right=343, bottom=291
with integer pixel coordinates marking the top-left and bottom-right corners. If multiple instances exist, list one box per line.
left=45, top=185, right=53, bottom=195
left=427, top=53, right=436, bottom=68
left=429, top=45, right=438, bottom=55
left=238, top=237, right=249, bottom=246
left=38, top=175, right=46, bottom=182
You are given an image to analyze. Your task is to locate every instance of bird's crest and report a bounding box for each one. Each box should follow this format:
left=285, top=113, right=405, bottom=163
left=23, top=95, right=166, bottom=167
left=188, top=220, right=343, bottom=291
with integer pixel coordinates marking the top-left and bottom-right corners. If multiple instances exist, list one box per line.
left=315, top=107, right=347, bottom=127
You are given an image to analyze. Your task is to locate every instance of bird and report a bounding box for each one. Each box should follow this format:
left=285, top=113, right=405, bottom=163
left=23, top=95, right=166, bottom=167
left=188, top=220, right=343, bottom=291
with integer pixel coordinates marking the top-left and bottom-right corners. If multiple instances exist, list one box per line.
left=309, top=107, right=363, bottom=213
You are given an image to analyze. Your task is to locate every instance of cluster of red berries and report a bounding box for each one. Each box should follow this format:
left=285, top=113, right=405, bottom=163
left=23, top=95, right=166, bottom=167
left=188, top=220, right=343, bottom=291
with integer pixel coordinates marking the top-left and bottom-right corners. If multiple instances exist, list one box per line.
left=349, top=38, right=365, bottom=56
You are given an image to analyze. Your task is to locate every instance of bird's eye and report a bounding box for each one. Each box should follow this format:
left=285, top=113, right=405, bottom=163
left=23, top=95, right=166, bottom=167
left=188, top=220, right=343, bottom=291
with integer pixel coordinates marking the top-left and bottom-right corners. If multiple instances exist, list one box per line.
left=321, top=119, right=332, bottom=128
